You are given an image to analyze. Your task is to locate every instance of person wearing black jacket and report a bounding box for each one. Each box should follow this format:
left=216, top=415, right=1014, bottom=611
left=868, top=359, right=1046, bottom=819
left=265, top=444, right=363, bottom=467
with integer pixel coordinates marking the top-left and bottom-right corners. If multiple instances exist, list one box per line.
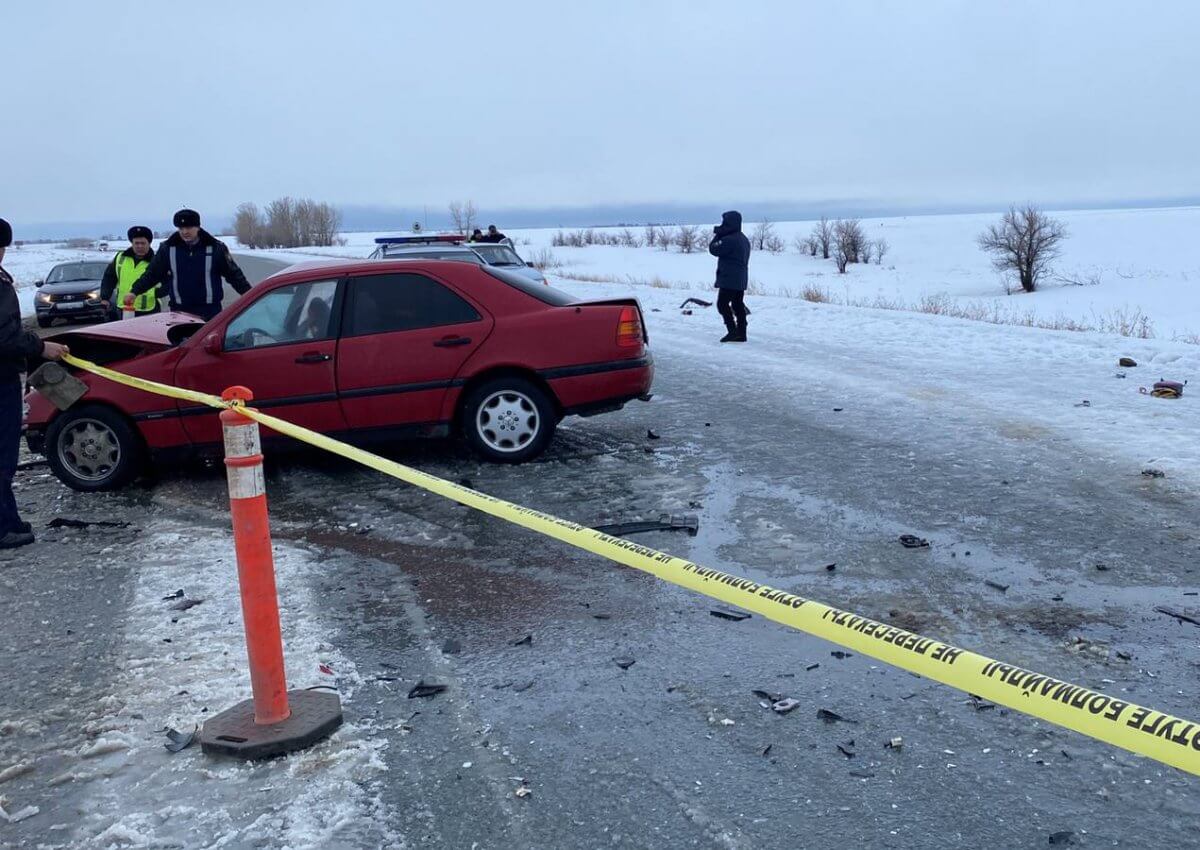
left=0, top=217, right=68, bottom=549
left=479, top=224, right=507, bottom=243
left=709, top=210, right=751, bottom=342
left=126, top=209, right=252, bottom=320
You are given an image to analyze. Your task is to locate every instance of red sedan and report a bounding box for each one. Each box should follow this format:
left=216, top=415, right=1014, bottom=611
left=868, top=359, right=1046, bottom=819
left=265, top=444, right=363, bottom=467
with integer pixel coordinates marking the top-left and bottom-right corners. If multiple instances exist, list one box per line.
left=25, top=259, right=653, bottom=491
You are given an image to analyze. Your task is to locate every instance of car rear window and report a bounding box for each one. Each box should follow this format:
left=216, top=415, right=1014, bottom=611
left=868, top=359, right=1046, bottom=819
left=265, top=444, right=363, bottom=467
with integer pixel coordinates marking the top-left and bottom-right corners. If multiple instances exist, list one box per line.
left=483, top=266, right=577, bottom=306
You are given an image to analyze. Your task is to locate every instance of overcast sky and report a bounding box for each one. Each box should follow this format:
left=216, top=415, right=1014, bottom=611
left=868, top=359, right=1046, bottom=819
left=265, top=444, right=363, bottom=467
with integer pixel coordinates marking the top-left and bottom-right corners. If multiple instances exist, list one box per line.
left=6, top=0, right=1199, bottom=230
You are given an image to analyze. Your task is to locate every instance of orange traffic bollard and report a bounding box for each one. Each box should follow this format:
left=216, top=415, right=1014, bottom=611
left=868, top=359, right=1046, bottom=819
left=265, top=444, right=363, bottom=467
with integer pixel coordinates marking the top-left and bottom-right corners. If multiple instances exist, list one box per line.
left=199, top=386, right=342, bottom=759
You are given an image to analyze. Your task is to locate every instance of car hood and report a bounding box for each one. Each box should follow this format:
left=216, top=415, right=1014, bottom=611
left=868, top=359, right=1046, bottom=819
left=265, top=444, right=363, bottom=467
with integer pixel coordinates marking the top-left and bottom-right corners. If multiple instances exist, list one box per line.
left=50, top=310, right=207, bottom=347
left=40, top=280, right=102, bottom=295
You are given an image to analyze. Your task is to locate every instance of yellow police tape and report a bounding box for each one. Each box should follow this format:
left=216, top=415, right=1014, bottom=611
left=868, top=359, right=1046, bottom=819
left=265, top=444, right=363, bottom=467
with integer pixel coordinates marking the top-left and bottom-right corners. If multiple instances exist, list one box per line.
left=62, top=353, right=1200, bottom=776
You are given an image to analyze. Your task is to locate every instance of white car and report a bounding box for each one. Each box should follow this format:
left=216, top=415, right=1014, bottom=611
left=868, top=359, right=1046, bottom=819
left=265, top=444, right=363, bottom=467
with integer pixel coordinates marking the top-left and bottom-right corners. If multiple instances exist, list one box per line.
left=369, top=235, right=549, bottom=285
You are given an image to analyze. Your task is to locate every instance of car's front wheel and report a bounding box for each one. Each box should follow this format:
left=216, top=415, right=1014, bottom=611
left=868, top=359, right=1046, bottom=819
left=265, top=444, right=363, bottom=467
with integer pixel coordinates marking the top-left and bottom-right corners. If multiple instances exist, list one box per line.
left=45, top=405, right=144, bottom=491
left=462, top=377, right=556, bottom=463
left=36, top=316, right=52, bottom=328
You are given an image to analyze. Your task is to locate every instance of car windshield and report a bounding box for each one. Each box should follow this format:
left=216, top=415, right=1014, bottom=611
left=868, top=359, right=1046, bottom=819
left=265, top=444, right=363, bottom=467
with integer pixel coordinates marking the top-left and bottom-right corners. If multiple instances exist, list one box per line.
left=384, top=249, right=482, bottom=263
left=46, top=262, right=108, bottom=283
left=483, top=266, right=577, bottom=306
left=471, top=245, right=524, bottom=266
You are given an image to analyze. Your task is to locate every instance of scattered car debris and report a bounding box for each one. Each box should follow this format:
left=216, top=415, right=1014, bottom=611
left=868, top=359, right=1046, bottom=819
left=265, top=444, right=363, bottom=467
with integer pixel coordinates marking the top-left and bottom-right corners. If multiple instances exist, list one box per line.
left=1141, top=379, right=1186, bottom=399
left=824, top=563, right=836, bottom=572
left=837, top=740, right=856, bottom=758
left=710, top=608, right=751, bottom=622
left=170, top=598, right=203, bottom=612
left=1155, top=606, right=1200, bottom=628
left=1119, top=357, right=1137, bottom=367
left=1114, top=372, right=1126, bottom=379
left=407, top=681, right=447, bottom=699
left=319, top=663, right=335, bottom=675
left=830, top=651, right=852, bottom=660
left=374, top=675, right=399, bottom=682
left=1074, top=399, right=1091, bottom=407
left=47, top=517, right=131, bottom=529
left=1116, top=650, right=1132, bottom=661
left=679, top=297, right=713, bottom=309
left=761, top=744, right=773, bottom=757
left=161, top=589, right=185, bottom=601
left=681, top=309, right=693, bottom=316
left=592, top=613, right=611, bottom=620
left=817, top=708, right=854, bottom=724
left=719, top=718, right=735, bottom=726
left=805, top=663, right=820, bottom=672
left=1142, top=468, right=1166, bottom=478
left=1048, top=830, right=1077, bottom=846
left=984, top=580, right=1009, bottom=593
left=833, top=407, right=844, bottom=413
left=647, top=429, right=661, bottom=440
left=0, top=799, right=39, bottom=824
left=886, top=737, right=904, bottom=750
left=513, top=634, right=533, bottom=647
left=1095, top=562, right=1110, bottom=571
left=442, top=638, right=462, bottom=655
left=164, top=726, right=197, bottom=754
left=898, top=534, right=930, bottom=549
left=614, top=657, right=636, bottom=670
left=752, top=689, right=783, bottom=702
left=515, top=785, right=532, bottom=799
left=849, top=769, right=875, bottom=778
left=594, top=514, right=699, bottom=538
left=969, top=695, right=995, bottom=711
left=772, top=698, right=801, bottom=715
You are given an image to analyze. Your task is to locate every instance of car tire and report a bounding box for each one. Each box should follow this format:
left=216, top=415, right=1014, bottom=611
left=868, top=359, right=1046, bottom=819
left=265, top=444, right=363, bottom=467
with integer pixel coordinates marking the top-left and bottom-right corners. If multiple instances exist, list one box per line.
left=36, top=316, right=52, bottom=328
left=462, top=376, right=556, bottom=464
left=45, top=404, right=144, bottom=492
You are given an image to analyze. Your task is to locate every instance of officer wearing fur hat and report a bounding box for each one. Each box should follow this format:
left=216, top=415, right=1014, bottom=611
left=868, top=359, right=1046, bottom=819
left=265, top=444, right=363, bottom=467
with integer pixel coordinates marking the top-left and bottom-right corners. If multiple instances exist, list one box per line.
left=126, top=209, right=252, bottom=320
left=99, top=225, right=159, bottom=319
left=0, top=217, right=68, bottom=548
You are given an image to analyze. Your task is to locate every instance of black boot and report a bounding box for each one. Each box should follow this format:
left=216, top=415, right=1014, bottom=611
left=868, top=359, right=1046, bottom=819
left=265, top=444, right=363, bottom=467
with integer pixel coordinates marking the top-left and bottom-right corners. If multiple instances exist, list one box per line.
left=730, top=319, right=747, bottom=342
left=719, top=320, right=738, bottom=343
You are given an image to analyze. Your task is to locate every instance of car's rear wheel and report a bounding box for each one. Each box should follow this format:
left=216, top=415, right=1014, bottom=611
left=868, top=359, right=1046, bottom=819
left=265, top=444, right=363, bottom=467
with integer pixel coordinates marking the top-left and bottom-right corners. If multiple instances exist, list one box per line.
left=45, top=405, right=144, bottom=491
left=463, top=377, right=556, bottom=463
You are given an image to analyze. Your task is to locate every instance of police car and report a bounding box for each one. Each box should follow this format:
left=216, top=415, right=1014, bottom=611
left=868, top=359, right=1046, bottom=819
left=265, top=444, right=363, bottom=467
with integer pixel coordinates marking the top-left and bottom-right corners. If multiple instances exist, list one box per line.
left=368, top=234, right=550, bottom=286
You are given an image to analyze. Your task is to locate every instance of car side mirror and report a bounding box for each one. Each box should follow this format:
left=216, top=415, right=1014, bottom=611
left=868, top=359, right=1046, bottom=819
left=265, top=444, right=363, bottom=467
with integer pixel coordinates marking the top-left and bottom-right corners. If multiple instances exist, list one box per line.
left=203, top=333, right=222, bottom=355
left=35, top=280, right=43, bottom=288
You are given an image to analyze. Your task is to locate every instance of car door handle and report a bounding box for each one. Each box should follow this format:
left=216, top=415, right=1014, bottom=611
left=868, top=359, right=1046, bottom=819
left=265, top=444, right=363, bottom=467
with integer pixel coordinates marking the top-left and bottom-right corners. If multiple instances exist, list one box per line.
left=295, top=352, right=332, bottom=364
left=433, top=336, right=472, bottom=348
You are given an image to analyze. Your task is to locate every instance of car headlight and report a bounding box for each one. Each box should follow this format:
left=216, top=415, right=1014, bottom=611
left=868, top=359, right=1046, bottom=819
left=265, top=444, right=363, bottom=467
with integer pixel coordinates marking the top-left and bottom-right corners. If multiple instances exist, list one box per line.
left=86, top=290, right=102, bottom=302
left=36, top=292, right=51, bottom=303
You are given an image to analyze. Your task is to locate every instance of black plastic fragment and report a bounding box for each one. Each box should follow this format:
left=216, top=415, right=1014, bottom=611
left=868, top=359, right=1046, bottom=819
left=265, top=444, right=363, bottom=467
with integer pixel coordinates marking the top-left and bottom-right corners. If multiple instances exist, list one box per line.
left=614, top=657, right=636, bottom=670
left=408, top=681, right=447, bottom=699
left=710, top=608, right=750, bottom=622
left=164, top=726, right=197, bottom=753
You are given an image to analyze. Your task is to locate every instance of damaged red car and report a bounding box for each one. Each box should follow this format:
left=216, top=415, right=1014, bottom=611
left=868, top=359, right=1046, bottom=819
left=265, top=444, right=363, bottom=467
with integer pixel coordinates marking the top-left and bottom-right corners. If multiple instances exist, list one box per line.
left=24, top=259, right=653, bottom=491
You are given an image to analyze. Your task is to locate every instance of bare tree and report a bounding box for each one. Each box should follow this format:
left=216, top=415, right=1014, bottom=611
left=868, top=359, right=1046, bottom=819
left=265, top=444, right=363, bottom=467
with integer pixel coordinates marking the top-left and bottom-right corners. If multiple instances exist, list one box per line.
left=833, top=219, right=867, bottom=272
left=764, top=233, right=786, bottom=254
left=873, top=237, right=889, bottom=265
left=618, top=227, right=641, bottom=247
left=859, top=239, right=874, bottom=265
left=234, top=202, right=264, bottom=248
left=448, top=200, right=478, bottom=235
left=977, top=205, right=1067, bottom=293
left=676, top=224, right=701, bottom=253
left=657, top=226, right=675, bottom=251
left=644, top=225, right=658, bottom=248
left=750, top=219, right=776, bottom=251
left=811, top=216, right=835, bottom=259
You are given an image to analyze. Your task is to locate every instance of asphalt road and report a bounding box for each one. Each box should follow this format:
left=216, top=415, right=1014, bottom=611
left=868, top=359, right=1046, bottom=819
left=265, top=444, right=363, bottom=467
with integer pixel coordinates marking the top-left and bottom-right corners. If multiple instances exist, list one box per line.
left=4, top=256, right=1199, bottom=847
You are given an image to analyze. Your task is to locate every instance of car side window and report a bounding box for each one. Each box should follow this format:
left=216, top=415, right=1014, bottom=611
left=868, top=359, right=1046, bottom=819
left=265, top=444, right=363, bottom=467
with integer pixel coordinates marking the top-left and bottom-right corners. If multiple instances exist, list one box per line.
left=224, top=280, right=339, bottom=352
left=344, top=273, right=481, bottom=337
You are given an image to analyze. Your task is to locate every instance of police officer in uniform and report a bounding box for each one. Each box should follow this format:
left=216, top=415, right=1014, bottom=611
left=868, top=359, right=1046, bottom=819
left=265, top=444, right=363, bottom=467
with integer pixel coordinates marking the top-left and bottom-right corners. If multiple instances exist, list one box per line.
left=126, top=209, right=252, bottom=320
left=99, top=225, right=158, bottom=319
left=0, top=217, right=68, bottom=548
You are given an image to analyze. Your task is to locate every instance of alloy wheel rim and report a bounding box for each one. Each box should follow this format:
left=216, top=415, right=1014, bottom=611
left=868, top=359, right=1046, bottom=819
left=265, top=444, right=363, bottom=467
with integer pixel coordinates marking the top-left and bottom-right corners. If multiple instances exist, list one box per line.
left=58, top=419, right=121, bottom=482
left=476, top=390, right=539, bottom=453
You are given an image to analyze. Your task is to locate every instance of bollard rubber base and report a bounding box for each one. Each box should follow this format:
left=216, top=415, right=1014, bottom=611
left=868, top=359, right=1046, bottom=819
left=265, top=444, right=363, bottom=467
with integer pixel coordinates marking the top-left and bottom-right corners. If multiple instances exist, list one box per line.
left=199, top=689, right=343, bottom=759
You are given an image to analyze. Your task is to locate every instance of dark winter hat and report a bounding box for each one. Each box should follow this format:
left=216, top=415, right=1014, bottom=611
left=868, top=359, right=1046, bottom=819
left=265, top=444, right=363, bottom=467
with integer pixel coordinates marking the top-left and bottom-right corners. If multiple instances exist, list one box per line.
left=0, top=218, right=11, bottom=248
left=173, top=208, right=201, bottom=228
left=127, top=225, right=153, bottom=241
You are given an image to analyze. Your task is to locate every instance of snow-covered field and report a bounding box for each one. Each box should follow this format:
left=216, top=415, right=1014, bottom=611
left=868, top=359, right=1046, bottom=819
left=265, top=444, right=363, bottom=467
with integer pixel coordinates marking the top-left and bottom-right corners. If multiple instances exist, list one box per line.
left=241, top=205, right=1200, bottom=343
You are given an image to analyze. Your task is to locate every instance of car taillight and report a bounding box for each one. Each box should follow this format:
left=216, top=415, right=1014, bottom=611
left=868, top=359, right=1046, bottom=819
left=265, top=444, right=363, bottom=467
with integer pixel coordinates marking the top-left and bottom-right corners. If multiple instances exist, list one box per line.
left=616, top=305, right=643, bottom=348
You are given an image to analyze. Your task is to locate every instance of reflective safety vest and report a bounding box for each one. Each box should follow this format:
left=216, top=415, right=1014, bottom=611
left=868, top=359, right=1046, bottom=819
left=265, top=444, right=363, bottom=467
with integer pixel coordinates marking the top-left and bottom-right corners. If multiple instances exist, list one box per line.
left=113, top=252, right=156, bottom=312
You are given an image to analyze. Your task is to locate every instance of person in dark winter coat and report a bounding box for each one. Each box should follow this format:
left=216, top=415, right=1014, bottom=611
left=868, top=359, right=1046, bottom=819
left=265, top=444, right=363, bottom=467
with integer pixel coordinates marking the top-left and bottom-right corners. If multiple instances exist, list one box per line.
left=709, top=210, right=751, bottom=342
left=0, top=217, right=68, bottom=549
left=125, top=209, right=252, bottom=320
left=479, top=224, right=507, bottom=243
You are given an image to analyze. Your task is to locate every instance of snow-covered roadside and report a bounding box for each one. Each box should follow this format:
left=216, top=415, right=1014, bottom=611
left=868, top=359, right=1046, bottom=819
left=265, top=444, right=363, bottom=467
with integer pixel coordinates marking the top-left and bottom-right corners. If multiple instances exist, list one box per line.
left=60, top=521, right=401, bottom=849
left=551, top=274, right=1200, bottom=492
